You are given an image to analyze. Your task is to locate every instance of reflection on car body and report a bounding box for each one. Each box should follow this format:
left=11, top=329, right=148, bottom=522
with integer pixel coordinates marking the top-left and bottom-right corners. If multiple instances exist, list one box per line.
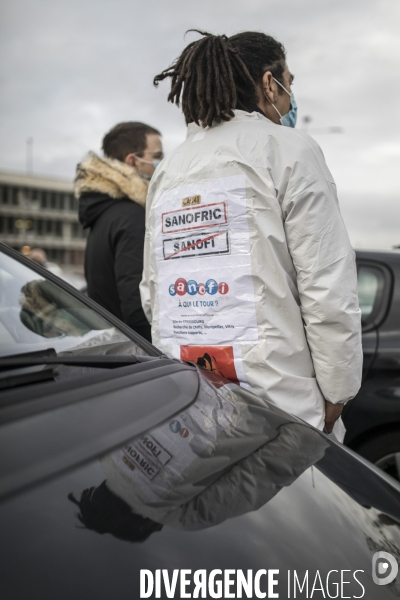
left=69, top=377, right=328, bottom=536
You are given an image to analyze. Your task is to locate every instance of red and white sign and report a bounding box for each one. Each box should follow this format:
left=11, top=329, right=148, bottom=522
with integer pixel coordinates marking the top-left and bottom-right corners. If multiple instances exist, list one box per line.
left=162, top=202, right=227, bottom=234
left=163, top=230, right=230, bottom=260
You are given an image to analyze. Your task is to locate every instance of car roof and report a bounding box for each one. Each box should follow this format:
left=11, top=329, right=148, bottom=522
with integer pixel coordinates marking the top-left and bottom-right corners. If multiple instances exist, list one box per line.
left=355, top=248, right=400, bottom=271
left=356, top=248, right=400, bottom=259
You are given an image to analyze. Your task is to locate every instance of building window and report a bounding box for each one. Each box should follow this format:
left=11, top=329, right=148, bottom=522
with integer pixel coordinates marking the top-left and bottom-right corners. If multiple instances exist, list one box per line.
left=71, top=222, right=85, bottom=238
left=55, top=221, right=62, bottom=237
left=21, top=187, right=30, bottom=201
left=36, top=219, right=44, bottom=236
left=12, top=188, right=19, bottom=205
left=69, top=195, right=76, bottom=211
left=1, top=186, right=9, bottom=204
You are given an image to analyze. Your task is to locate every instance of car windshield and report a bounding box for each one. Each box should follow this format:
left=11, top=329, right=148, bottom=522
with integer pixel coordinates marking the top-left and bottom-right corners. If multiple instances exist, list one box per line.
left=0, top=250, right=148, bottom=358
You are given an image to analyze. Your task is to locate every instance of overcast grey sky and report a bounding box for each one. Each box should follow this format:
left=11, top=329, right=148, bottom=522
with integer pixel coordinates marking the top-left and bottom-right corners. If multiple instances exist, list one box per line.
left=1, top=0, right=399, bottom=248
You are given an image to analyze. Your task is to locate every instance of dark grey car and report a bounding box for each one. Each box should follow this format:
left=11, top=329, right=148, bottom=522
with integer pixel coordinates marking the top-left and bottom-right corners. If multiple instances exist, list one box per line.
left=344, top=250, right=400, bottom=481
left=0, top=242, right=400, bottom=600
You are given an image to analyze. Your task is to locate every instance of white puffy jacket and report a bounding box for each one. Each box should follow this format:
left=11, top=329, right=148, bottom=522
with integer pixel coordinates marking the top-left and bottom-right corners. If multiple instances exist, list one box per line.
left=140, top=110, right=362, bottom=430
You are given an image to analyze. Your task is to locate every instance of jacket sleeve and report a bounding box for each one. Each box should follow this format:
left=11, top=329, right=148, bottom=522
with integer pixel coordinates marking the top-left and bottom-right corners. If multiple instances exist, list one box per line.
left=282, top=156, right=362, bottom=405
left=111, top=207, right=151, bottom=341
left=169, top=423, right=328, bottom=531
left=139, top=186, right=155, bottom=325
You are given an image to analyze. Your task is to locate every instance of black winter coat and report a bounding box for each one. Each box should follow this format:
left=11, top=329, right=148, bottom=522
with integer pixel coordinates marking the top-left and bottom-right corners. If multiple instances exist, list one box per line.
left=79, top=192, right=151, bottom=342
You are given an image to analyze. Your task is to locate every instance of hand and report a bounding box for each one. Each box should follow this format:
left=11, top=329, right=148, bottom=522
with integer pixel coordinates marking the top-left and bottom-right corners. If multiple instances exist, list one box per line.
left=324, top=400, right=344, bottom=434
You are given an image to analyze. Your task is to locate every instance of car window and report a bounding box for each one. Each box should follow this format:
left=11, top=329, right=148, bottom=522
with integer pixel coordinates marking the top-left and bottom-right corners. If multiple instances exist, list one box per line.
left=356, top=263, right=390, bottom=329
left=357, top=266, right=380, bottom=318
left=0, top=250, right=148, bottom=357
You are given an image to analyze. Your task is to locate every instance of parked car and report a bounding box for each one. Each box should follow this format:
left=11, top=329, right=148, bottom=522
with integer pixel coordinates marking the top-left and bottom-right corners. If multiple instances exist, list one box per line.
left=343, top=250, right=400, bottom=481
left=0, top=242, right=400, bottom=599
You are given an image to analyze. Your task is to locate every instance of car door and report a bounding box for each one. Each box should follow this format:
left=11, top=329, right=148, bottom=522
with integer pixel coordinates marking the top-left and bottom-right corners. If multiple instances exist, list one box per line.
left=357, top=259, right=393, bottom=378
left=343, top=254, right=400, bottom=468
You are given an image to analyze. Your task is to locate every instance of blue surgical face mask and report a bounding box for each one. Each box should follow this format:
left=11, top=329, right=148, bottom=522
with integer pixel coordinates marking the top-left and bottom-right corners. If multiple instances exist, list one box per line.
left=264, top=77, right=297, bottom=128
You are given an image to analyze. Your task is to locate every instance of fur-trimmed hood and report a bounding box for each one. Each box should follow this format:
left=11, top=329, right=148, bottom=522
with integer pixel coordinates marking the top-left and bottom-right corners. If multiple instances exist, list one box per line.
left=74, top=152, right=149, bottom=207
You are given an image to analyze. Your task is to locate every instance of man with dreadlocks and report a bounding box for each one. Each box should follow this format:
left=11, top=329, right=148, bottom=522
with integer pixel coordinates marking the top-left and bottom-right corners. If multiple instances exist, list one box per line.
left=140, top=31, right=362, bottom=439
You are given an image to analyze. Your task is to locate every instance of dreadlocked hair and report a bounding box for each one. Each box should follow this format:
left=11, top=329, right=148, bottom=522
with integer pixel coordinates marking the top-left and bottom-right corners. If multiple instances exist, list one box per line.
left=153, top=30, right=287, bottom=128
left=154, top=30, right=256, bottom=128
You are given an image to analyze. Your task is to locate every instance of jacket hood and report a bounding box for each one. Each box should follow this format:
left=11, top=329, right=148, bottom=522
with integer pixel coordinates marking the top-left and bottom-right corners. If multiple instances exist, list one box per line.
left=74, top=152, right=149, bottom=207
left=78, top=193, right=119, bottom=229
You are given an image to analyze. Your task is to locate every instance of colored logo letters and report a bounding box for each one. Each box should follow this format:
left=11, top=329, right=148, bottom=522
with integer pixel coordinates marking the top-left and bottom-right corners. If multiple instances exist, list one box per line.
left=169, top=279, right=229, bottom=296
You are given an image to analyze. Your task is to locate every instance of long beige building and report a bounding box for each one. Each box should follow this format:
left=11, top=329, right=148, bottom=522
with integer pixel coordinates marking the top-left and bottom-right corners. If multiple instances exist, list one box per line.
left=0, top=170, right=86, bottom=270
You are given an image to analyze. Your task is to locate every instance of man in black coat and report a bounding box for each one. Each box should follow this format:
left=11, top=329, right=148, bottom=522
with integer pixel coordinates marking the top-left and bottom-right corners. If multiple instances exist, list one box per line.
left=75, top=122, right=163, bottom=342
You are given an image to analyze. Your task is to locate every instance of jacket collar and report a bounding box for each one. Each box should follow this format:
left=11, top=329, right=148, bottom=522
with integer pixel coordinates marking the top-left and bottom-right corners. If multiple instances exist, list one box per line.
left=186, top=109, right=269, bottom=137
left=74, top=151, right=149, bottom=207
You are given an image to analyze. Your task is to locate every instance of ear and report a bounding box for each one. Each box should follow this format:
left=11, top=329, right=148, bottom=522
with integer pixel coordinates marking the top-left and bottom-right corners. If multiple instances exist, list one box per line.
left=262, top=71, right=277, bottom=102
left=124, top=153, right=138, bottom=168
